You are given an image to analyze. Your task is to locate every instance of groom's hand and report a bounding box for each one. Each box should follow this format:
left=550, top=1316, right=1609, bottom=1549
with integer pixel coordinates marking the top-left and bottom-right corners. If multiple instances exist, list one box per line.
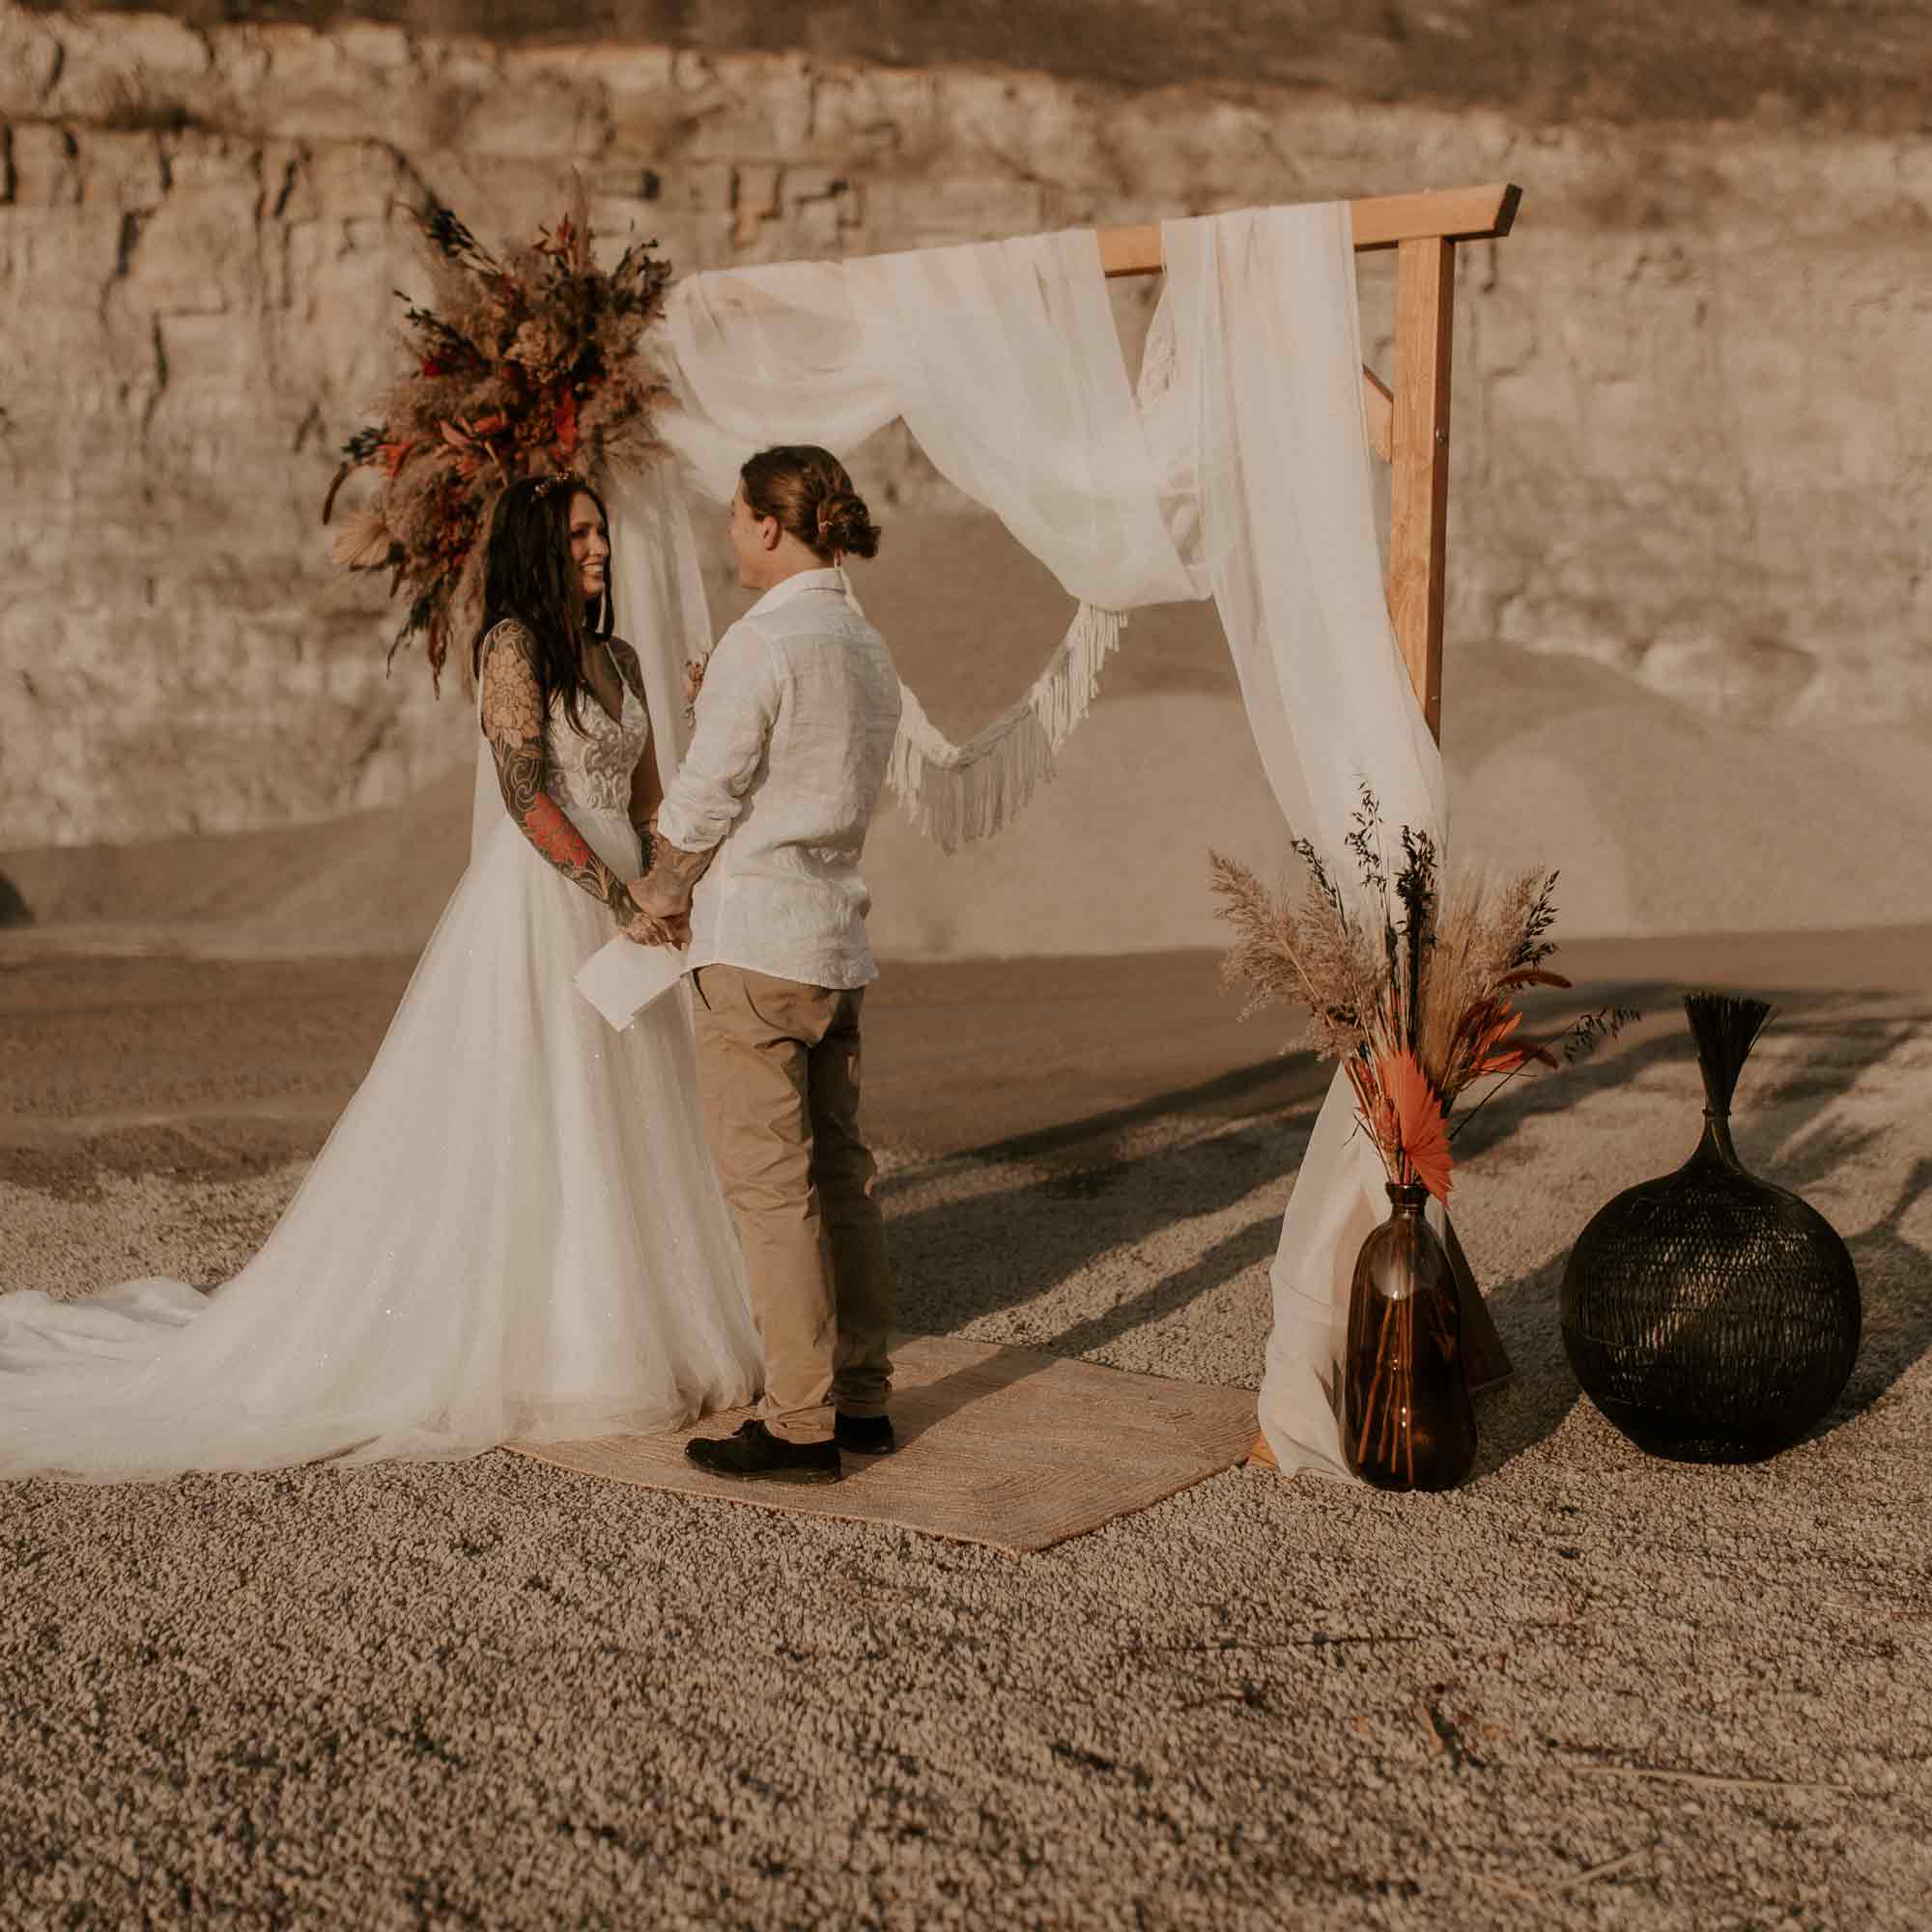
left=632, top=838, right=711, bottom=919
left=618, top=883, right=683, bottom=948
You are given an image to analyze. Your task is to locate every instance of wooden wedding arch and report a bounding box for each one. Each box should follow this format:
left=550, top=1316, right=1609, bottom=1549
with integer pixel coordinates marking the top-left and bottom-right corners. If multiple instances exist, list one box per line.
left=745, top=181, right=1524, bottom=1461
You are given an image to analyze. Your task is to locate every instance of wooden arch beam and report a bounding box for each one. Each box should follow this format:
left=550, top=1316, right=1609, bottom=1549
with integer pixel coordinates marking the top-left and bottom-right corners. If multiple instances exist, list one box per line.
left=701, top=178, right=1525, bottom=758
left=1094, top=181, right=1520, bottom=276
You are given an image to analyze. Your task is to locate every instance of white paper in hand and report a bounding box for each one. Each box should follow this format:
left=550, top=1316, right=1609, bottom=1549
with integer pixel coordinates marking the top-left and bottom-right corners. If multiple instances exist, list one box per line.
left=575, top=937, right=690, bottom=1031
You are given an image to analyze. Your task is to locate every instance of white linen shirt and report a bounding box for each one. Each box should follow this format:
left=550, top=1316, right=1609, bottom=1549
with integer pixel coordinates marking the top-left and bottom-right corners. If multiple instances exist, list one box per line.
left=656, top=567, right=902, bottom=990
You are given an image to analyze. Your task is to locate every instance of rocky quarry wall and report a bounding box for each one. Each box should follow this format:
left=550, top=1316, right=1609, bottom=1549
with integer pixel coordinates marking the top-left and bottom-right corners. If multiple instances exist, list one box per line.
left=1, top=3, right=1928, bottom=943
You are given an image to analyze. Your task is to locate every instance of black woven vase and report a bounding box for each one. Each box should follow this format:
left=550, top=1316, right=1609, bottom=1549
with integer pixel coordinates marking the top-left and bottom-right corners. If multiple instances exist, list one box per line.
left=1560, top=993, right=1861, bottom=1463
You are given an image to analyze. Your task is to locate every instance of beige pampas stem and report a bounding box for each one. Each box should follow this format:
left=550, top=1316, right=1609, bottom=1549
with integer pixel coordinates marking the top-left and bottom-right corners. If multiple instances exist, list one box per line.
left=1209, top=784, right=1638, bottom=1196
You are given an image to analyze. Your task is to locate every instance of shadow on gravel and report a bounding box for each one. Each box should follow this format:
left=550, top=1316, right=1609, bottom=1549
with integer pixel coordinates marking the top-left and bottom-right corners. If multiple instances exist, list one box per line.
left=1467, top=1252, right=1585, bottom=1478
left=882, top=1056, right=1331, bottom=1351
left=1470, top=991, right=1930, bottom=1468
left=1809, top=1151, right=1932, bottom=1437
left=882, top=983, right=1928, bottom=1472
left=1459, top=983, right=1924, bottom=1169
left=961, top=1054, right=1333, bottom=1164
left=1038, top=1209, right=1286, bottom=1363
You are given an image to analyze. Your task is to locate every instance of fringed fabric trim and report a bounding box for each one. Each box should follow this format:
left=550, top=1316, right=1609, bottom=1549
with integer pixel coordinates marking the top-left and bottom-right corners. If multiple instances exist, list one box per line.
left=888, top=601, right=1128, bottom=852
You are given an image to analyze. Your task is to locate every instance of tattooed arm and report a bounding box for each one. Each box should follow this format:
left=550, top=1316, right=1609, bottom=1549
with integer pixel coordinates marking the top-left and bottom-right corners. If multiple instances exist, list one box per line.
left=479, top=623, right=661, bottom=941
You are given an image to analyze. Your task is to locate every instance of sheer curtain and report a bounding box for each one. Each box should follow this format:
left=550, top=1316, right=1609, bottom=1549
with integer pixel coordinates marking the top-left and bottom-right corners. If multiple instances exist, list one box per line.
left=654, top=231, right=1201, bottom=848
left=1150, top=208, right=1446, bottom=1477
left=634, top=202, right=1446, bottom=1479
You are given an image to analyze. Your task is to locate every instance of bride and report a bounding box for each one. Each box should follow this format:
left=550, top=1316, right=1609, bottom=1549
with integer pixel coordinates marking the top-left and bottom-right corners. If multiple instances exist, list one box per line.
left=0, top=475, right=763, bottom=1481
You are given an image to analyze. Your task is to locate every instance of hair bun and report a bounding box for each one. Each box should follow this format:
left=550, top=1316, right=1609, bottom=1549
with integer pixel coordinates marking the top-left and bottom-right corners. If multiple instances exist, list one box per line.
left=739, top=445, right=883, bottom=561
left=816, top=489, right=881, bottom=560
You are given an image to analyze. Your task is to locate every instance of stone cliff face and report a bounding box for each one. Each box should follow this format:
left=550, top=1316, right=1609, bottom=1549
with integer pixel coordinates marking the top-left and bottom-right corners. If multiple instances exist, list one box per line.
left=34, top=0, right=1932, bottom=135
left=2, top=2, right=1927, bottom=843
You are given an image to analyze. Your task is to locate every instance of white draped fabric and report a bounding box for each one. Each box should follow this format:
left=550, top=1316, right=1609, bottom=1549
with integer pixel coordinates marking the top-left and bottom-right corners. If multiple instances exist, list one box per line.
left=646, top=202, right=1447, bottom=1479
left=1149, top=212, right=1447, bottom=1479
left=660, top=232, right=1200, bottom=848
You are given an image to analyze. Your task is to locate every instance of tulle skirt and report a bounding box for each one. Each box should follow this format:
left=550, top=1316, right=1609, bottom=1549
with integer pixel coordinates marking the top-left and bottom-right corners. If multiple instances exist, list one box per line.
left=0, top=806, right=762, bottom=1482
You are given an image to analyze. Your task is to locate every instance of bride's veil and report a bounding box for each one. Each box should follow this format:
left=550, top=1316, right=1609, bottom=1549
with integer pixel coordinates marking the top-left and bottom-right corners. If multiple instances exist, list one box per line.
left=466, top=454, right=717, bottom=867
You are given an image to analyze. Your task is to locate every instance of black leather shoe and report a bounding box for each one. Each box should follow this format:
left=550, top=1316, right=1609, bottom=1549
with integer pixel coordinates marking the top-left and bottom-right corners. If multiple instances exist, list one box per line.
left=834, top=1411, right=895, bottom=1456
left=684, top=1418, right=840, bottom=1485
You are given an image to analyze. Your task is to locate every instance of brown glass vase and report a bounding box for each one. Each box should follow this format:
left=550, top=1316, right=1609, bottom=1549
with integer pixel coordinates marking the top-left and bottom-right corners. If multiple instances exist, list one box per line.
left=1343, top=1182, right=1478, bottom=1492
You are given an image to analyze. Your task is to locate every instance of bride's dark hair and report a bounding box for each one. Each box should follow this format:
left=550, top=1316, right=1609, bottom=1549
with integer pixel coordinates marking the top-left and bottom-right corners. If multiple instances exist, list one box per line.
left=471, top=476, right=614, bottom=737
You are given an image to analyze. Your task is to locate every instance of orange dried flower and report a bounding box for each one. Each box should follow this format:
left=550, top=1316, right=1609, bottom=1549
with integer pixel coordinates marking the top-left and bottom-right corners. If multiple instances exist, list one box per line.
left=1384, top=1047, right=1453, bottom=1205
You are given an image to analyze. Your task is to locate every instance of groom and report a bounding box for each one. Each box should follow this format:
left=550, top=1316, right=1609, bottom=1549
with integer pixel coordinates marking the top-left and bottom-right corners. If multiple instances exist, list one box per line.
left=630, top=446, right=902, bottom=1486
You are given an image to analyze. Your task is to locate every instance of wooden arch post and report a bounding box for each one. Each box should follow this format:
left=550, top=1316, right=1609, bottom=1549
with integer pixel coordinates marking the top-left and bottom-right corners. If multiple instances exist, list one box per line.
left=1098, top=183, right=1525, bottom=1463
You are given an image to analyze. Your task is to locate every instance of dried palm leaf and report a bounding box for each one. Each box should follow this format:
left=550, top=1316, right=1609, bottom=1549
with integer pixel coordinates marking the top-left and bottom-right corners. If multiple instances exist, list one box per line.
left=328, top=507, right=396, bottom=570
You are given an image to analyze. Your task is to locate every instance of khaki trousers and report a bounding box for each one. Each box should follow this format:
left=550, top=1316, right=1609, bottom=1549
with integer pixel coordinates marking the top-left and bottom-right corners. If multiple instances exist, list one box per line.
left=689, top=965, right=895, bottom=1445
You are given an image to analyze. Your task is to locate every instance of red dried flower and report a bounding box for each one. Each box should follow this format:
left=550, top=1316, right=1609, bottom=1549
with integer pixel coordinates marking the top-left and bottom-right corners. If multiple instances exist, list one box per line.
left=324, top=183, right=674, bottom=690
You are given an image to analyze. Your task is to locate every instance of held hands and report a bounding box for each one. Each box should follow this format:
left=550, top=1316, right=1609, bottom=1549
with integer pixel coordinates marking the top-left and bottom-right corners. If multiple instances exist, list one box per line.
left=618, top=879, right=688, bottom=949
left=620, top=828, right=709, bottom=945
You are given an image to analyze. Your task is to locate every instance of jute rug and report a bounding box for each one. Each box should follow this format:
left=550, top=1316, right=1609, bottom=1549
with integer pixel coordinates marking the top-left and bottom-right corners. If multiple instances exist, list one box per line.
left=507, top=1336, right=1261, bottom=1554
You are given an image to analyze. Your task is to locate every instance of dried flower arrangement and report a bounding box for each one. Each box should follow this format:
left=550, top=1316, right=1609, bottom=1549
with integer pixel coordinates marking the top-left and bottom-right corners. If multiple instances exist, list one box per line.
left=1209, top=786, right=1637, bottom=1205
left=323, top=179, right=675, bottom=688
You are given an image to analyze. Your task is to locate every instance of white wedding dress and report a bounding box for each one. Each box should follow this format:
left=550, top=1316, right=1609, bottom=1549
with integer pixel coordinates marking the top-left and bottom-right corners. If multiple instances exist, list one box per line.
left=0, top=659, right=762, bottom=1482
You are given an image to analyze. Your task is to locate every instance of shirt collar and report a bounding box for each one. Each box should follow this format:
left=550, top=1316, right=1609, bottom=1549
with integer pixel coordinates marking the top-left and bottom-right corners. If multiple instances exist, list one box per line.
left=746, top=565, right=847, bottom=619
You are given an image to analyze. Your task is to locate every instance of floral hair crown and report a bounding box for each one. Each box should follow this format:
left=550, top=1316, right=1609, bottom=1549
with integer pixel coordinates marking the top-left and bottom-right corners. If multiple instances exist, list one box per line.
left=323, top=179, right=674, bottom=689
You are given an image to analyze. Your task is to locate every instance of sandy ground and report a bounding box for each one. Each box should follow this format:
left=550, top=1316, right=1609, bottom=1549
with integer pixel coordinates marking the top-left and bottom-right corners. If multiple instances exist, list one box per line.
left=13, top=510, right=1932, bottom=957
left=1, top=927, right=1928, bottom=1929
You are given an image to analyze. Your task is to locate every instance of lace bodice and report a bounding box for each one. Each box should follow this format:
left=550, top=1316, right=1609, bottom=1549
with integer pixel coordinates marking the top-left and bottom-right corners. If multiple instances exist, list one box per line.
left=476, top=618, right=650, bottom=822
left=547, top=675, right=649, bottom=816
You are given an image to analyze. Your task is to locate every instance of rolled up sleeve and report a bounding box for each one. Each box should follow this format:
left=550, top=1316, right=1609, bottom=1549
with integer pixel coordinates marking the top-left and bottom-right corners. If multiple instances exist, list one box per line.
left=655, top=626, right=781, bottom=855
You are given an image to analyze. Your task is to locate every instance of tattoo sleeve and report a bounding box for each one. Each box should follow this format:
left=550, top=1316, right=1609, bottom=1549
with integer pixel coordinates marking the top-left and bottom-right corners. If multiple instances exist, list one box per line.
left=633, top=837, right=714, bottom=919
left=479, top=625, right=637, bottom=925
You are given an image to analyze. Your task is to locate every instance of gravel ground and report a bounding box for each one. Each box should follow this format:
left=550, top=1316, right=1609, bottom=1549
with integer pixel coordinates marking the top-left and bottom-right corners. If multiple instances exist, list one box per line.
left=1, top=943, right=1928, bottom=1930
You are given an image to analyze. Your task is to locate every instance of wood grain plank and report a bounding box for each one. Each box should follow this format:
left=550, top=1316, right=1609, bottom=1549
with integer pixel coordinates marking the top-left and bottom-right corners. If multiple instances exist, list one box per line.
left=1387, top=235, right=1457, bottom=741
left=1095, top=182, right=1519, bottom=276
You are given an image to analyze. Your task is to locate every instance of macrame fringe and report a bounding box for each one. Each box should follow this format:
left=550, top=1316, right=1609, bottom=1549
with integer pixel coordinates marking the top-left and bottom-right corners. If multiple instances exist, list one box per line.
left=888, top=602, right=1128, bottom=852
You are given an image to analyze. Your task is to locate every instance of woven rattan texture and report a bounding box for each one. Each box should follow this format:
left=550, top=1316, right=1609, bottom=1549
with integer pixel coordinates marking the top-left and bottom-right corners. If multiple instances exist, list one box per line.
left=1561, top=1130, right=1861, bottom=1462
